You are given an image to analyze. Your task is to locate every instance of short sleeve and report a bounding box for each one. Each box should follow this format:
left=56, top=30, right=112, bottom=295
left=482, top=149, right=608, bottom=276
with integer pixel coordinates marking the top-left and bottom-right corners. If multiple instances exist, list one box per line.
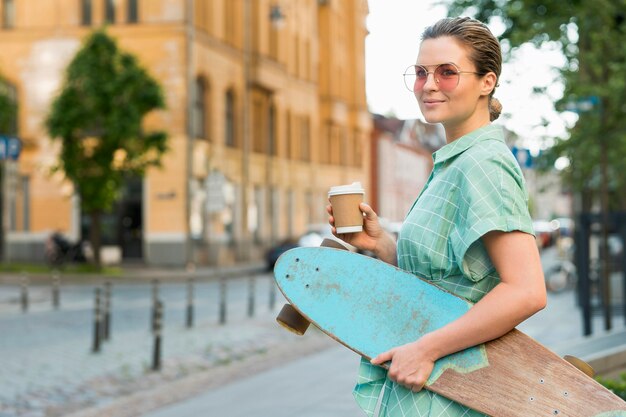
left=449, top=149, right=534, bottom=281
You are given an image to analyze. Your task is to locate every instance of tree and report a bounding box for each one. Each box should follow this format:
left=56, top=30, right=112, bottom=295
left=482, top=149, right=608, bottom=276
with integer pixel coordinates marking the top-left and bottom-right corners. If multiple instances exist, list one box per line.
left=0, top=74, right=17, bottom=135
left=446, top=0, right=626, bottom=209
left=47, top=29, right=168, bottom=268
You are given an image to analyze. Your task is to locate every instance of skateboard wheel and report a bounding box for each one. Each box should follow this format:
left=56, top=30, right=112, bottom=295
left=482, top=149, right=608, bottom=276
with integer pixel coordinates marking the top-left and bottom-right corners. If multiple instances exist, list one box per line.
left=276, top=303, right=311, bottom=335
left=563, top=355, right=595, bottom=378
left=320, top=238, right=349, bottom=250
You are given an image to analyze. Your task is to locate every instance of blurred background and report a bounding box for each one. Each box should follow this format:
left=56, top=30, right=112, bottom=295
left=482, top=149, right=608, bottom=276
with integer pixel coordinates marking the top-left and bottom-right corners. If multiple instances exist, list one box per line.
left=0, top=0, right=625, bottom=416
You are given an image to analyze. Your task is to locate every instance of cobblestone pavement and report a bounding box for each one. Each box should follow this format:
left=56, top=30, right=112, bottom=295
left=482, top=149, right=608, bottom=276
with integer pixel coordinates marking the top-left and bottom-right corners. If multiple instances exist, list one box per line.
left=0, top=272, right=308, bottom=417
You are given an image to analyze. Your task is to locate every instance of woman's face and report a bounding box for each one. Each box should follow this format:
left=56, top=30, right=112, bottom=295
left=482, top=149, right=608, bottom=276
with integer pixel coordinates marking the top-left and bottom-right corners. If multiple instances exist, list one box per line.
left=415, top=36, right=491, bottom=131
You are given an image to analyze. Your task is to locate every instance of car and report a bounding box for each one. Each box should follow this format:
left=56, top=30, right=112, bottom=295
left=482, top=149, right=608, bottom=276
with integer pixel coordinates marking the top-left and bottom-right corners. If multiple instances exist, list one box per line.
left=533, top=220, right=556, bottom=248
left=265, top=223, right=355, bottom=270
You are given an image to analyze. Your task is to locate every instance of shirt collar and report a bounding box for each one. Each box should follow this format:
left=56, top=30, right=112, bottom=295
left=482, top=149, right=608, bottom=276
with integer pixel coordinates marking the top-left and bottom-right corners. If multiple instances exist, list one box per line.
left=432, top=124, right=505, bottom=165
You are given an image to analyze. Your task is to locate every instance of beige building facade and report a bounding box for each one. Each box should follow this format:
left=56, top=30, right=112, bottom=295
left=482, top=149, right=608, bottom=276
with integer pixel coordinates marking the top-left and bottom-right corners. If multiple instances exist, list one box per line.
left=0, top=0, right=371, bottom=266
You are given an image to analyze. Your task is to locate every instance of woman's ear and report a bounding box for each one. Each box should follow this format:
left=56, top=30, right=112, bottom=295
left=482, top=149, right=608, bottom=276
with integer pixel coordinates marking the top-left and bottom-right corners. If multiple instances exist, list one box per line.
left=481, top=72, right=498, bottom=96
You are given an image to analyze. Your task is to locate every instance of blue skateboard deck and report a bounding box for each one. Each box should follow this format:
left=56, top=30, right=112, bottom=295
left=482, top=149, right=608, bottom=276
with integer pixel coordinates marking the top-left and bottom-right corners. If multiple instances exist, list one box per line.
left=274, top=246, right=626, bottom=417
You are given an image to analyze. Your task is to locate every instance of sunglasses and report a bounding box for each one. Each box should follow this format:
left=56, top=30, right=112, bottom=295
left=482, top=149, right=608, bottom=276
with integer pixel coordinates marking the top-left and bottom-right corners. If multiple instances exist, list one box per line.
left=403, top=63, right=483, bottom=92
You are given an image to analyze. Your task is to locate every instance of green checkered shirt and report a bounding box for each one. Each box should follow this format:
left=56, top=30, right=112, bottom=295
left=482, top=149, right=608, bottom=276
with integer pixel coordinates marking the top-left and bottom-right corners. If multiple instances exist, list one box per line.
left=353, top=124, right=534, bottom=417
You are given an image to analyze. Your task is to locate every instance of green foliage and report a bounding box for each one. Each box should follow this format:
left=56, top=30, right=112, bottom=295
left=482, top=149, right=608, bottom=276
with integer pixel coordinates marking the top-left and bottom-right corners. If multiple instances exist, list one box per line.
left=446, top=0, right=626, bottom=207
left=0, top=75, right=17, bottom=135
left=46, top=29, right=168, bottom=214
left=597, top=373, right=626, bottom=401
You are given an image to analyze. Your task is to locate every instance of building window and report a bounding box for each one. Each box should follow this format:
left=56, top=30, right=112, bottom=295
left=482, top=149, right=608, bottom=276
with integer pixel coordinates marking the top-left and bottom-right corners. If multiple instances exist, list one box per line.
left=285, top=110, right=291, bottom=159
left=104, top=0, right=115, bottom=24
left=2, top=0, right=15, bottom=28
left=192, top=77, right=206, bottom=139
left=252, top=97, right=264, bottom=153
left=225, top=89, right=236, bottom=147
left=268, top=104, right=276, bottom=156
left=300, top=117, right=310, bottom=161
left=127, top=0, right=138, bottom=23
left=81, top=0, right=92, bottom=25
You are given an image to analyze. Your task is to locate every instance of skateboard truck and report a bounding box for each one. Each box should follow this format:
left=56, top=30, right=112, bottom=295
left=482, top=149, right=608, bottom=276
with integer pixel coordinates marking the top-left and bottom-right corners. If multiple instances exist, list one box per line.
left=276, top=238, right=348, bottom=335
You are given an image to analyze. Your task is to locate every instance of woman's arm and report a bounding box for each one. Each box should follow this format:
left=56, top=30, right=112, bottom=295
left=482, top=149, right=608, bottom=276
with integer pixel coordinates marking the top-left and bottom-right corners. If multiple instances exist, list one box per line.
left=327, top=202, right=398, bottom=266
left=371, top=230, right=547, bottom=391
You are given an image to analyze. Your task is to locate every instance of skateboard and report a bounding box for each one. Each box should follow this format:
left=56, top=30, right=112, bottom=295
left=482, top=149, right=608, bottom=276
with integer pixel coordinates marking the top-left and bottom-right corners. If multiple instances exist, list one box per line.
left=273, top=245, right=626, bottom=417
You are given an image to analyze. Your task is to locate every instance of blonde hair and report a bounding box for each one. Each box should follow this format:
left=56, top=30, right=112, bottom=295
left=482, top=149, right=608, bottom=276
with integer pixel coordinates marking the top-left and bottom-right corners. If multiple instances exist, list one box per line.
left=422, top=17, right=503, bottom=121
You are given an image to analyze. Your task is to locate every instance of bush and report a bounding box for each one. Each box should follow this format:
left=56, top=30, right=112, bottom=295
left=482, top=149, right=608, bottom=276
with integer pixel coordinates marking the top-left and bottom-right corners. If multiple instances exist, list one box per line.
left=597, top=373, right=626, bottom=401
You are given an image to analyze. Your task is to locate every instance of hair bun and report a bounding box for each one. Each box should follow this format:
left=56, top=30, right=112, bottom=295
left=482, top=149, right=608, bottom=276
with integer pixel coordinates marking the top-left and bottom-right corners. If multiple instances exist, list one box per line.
left=489, top=97, right=502, bottom=121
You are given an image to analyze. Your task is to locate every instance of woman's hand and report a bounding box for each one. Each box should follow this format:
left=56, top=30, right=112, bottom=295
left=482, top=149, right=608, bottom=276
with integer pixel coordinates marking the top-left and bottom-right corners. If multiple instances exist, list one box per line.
left=326, top=202, right=382, bottom=251
left=371, top=338, right=437, bottom=392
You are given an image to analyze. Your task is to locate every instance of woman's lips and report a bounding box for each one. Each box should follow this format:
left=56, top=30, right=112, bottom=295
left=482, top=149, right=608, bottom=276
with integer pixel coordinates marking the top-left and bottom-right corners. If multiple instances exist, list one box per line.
left=422, top=99, right=445, bottom=108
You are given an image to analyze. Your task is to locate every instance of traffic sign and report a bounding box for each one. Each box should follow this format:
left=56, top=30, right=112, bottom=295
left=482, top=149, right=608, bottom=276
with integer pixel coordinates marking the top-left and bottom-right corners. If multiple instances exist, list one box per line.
left=511, top=146, right=533, bottom=169
left=0, top=135, right=21, bottom=160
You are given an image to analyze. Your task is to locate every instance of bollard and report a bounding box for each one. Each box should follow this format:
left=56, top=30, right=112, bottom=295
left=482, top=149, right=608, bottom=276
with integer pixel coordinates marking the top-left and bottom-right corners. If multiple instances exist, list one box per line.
left=151, top=279, right=159, bottom=332
left=219, top=276, right=227, bottom=325
left=186, top=277, right=194, bottom=328
left=103, top=281, right=112, bottom=341
left=92, top=288, right=102, bottom=353
left=20, top=276, right=29, bottom=313
left=247, top=274, right=256, bottom=318
left=152, top=299, right=163, bottom=371
left=269, top=275, right=276, bottom=311
left=52, top=272, right=60, bottom=310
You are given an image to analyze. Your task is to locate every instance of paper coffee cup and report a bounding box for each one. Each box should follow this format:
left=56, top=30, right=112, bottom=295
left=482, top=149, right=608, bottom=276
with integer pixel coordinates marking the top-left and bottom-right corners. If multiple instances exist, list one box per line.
left=328, top=182, right=365, bottom=234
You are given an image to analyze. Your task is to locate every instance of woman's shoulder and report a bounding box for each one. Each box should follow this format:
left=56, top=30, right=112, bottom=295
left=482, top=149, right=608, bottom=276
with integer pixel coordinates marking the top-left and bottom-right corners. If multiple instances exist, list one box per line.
left=455, top=138, right=520, bottom=172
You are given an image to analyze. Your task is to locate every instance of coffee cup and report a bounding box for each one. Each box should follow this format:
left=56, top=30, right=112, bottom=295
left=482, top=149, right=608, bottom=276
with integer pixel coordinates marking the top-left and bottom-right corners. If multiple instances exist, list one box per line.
left=328, top=182, right=365, bottom=234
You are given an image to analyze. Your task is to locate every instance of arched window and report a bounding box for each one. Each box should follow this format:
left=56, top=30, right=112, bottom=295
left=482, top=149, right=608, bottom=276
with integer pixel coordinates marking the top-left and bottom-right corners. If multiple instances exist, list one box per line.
left=192, top=77, right=206, bottom=139
left=225, top=89, right=236, bottom=147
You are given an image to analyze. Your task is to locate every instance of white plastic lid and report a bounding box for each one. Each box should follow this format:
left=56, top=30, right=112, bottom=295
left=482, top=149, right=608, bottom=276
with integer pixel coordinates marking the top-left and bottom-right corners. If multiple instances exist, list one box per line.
left=328, top=182, right=365, bottom=196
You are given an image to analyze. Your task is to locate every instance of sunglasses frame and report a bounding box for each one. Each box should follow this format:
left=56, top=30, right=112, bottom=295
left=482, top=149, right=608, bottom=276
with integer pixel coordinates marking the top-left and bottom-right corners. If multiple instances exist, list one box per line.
left=403, top=62, right=483, bottom=92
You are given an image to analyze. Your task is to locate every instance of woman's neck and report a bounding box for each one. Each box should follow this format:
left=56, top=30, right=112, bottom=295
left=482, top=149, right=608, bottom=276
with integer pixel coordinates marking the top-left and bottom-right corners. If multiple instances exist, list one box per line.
left=443, top=112, right=491, bottom=144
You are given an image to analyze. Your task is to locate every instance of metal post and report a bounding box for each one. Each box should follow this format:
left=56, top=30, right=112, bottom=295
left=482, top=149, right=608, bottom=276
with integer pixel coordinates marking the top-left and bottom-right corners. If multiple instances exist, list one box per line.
left=152, top=299, right=163, bottom=371
left=52, top=272, right=60, bottom=309
left=577, top=214, right=592, bottom=336
left=151, top=279, right=159, bottom=332
left=247, top=274, right=255, bottom=318
left=269, top=275, right=276, bottom=311
left=20, top=275, right=29, bottom=313
left=186, top=277, right=194, bottom=328
left=219, top=275, right=227, bottom=325
left=103, top=281, right=111, bottom=341
left=92, top=288, right=102, bottom=353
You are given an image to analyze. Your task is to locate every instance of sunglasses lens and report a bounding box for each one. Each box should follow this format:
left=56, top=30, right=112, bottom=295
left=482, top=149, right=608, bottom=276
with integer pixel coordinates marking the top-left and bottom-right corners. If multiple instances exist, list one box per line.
left=435, top=64, right=460, bottom=91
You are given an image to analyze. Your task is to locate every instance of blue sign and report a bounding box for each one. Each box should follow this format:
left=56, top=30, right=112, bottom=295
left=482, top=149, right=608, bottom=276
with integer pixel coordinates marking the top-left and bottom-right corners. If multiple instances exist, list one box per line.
left=511, top=146, right=533, bottom=169
left=0, top=135, right=21, bottom=160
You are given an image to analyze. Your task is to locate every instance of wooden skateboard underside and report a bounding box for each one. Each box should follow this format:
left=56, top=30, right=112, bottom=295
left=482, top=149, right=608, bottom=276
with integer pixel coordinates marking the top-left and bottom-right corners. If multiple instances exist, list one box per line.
left=274, top=247, right=626, bottom=417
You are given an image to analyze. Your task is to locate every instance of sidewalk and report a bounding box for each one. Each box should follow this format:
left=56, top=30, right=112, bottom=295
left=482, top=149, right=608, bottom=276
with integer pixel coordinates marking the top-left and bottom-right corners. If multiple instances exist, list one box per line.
left=1, top=247, right=625, bottom=417
left=0, top=260, right=267, bottom=286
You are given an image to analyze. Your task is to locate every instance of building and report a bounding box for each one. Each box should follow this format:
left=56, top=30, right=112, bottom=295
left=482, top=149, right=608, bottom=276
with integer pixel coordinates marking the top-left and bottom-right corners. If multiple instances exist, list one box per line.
left=0, top=0, right=372, bottom=266
left=369, top=114, right=445, bottom=223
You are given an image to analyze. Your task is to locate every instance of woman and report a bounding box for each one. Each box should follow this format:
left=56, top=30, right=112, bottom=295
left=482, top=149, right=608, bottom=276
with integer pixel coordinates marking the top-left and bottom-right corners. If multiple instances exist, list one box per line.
left=327, top=17, right=547, bottom=416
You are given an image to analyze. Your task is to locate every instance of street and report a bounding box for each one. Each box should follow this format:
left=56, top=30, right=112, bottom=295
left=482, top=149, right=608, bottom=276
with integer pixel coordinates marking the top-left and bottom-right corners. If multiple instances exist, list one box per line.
left=0, top=247, right=624, bottom=417
left=0, top=272, right=292, bottom=416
